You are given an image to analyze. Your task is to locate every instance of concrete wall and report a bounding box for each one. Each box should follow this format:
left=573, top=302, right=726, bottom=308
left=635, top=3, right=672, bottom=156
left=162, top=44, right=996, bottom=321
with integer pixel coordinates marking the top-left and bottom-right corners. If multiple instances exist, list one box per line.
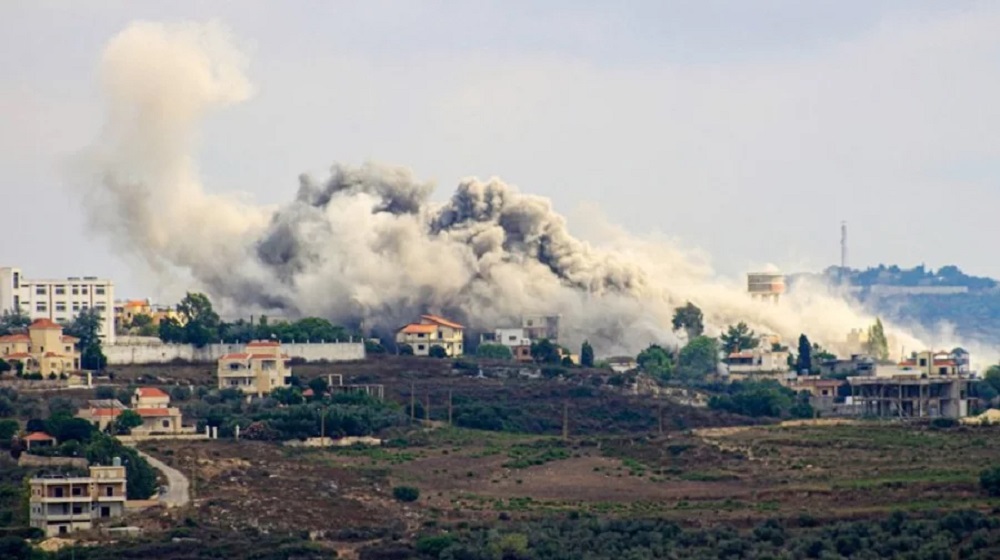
left=19, top=455, right=89, bottom=469
left=105, top=342, right=365, bottom=365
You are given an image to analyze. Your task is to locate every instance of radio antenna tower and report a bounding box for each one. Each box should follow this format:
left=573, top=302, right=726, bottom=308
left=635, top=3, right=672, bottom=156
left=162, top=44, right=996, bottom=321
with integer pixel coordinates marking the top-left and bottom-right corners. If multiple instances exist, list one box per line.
left=840, top=221, right=847, bottom=270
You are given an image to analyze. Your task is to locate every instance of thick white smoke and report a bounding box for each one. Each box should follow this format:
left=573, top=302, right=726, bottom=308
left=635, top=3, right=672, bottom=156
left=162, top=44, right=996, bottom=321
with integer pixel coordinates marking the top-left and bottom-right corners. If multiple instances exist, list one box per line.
left=78, top=21, right=940, bottom=358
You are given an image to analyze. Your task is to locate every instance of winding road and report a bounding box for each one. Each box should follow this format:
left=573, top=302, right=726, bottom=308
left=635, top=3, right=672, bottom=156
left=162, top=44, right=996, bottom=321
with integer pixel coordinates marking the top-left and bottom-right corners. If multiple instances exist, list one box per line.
left=134, top=449, right=190, bottom=508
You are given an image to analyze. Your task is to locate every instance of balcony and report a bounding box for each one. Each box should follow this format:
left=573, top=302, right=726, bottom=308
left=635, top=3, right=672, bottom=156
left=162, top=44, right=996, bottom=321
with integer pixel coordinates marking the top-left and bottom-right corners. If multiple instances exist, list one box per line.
left=39, top=512, right=92, bottom=522
left=36, top=494, right=93, bottom=503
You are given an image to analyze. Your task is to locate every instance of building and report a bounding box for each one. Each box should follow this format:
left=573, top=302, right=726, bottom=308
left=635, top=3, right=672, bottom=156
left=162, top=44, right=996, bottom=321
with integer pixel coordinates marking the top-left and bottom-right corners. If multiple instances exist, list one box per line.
left=479, top=327, right=533, bottom=361
left=747, top=272, right=785, bottom=304
left=726, top=346, right=791, bottom=378
left=0, top=318, right=81, bottom=376
left=0, top=267, right=115, bottom=344
left=114, top=299, right=182, bottom=334
left=217, top=340, right=293, bottom=395
left=23, top=432, right=57, bottom=451
left=607, top=356, right=638, bottom=373
left=77, top=389, right=188, bottom=435
left=29, top=463, right=127, bottom=537
left=522, top=315, right=560, bottom=343
left=395, top=314, right=464, bottom=356
left=848, top=350, right=972, bottom=418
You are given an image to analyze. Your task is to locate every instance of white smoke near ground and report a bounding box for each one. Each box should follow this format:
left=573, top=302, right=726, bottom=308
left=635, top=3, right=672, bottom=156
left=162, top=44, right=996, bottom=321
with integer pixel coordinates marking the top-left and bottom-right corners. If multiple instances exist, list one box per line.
left=76, top=21, right=943, bottom=359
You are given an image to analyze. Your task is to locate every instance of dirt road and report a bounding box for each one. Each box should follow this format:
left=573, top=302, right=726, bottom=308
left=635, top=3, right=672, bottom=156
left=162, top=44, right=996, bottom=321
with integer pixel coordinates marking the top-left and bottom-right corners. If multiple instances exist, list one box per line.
left=135, top=449, right=190, bottom=508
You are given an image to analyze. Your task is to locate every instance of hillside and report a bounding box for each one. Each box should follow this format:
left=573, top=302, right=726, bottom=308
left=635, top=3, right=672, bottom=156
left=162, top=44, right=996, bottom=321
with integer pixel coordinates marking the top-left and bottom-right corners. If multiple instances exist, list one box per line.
left=790, top=264, right=1000, bottom=343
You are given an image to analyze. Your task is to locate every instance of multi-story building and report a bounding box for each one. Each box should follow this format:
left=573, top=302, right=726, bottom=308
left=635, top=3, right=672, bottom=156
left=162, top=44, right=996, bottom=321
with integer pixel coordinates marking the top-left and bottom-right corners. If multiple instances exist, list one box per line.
left=396, top=314, right=464, bottom=356
left=0, top=318, right=81, bottom=375
left=114, top=299, right=182, bottom=334
left=725, top=346, right=791, bottom=379
left=77, top=387, right=188, bottom=435
left=479, top=327, right=533, bottom=361
left=848, top=349, right=972, bottom=418
left=217, top=340, right=293, bottom=395
left=521, top=315, right=560, bottom=343
left=29, top=463, right=127, bottom=537
left=0, top=267, right=115, bottom=344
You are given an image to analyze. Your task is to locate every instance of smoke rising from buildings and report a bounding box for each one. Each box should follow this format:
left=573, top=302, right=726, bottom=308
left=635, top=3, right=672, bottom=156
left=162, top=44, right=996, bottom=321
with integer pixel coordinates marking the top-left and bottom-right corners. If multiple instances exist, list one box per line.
left=78, top=21, right=938, bottom=357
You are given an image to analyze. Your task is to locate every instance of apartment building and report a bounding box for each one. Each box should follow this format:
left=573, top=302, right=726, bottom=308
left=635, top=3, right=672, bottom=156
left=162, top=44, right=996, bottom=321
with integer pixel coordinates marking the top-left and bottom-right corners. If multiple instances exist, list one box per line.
left=217, top=340, right=293, bottom=395
left=29, top=463, right=127, bottom=537
left=0, top=318, right=81, bottom=376
left=395, top=314, right=464, bottom=356
left=0, top=267, right=115, bottom=344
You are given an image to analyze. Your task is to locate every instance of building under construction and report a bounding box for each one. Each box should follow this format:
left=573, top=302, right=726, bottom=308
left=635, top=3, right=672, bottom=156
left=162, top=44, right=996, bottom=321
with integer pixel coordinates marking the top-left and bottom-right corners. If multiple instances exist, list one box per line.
left=847, top=351, right=971, bottom=419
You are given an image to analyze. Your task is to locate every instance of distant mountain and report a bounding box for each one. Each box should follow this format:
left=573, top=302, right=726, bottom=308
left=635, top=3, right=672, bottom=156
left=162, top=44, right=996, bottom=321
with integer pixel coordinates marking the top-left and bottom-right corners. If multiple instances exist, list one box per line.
left=789, top=265, right=1000, bottom=344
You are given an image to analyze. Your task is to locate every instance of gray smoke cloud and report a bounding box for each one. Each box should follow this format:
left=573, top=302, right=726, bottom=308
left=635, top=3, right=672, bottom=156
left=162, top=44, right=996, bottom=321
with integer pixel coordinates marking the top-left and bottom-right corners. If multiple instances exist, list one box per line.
left=77, top=20, right=965, bottom=359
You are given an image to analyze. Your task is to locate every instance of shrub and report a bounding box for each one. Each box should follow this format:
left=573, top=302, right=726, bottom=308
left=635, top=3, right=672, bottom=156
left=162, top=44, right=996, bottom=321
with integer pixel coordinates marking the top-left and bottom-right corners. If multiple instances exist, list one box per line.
left=981, top=466, right=1000, bottom=496
left=429, top=345, right=448, bottom=359
left=477, top=344, right=513, bottom=360
left=392, top=486, right=420, bottom=502
left=931, top=417, right=958, bottom=429
left=415, top=534, right=455, bottom=556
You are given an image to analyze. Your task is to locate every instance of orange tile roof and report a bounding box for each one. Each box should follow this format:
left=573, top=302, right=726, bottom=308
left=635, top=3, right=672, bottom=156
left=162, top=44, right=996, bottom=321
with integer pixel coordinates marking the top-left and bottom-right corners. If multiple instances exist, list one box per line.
left=250, top=353, right=279, bottom=359
left=5, top=352, right=31, bottom=359
left=247, top=340, right=280, bottom=347
left=124, top=300, right=150, bottom=308
left=0, top=334, right=30, bottom=343
left=219, top=353, right=251, bottom=360
left=137, top=387, right=169, bottom=398
left=302, top=388, right=315, bottom=397
left=24, top=432, right=56, bottom=442
left=29, top=318, right=62, bottom=330
left=400, top=323, right=437, bottom=335
left=61, top=335, right=78, bottom=342
left=420, top=314, right=464, bottom=329
left=135, top=408, right=174, bottom=417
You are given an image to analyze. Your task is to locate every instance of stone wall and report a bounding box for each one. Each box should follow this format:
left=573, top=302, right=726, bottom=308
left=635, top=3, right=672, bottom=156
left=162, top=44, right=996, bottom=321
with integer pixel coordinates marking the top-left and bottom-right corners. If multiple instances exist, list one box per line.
left=104, top=341, right=365, bottom=365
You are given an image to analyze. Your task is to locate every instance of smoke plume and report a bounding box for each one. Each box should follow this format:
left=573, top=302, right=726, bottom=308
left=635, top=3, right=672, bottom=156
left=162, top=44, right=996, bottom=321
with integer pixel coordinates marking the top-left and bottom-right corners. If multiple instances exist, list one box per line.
left=79, top=21, right=939, bottom=357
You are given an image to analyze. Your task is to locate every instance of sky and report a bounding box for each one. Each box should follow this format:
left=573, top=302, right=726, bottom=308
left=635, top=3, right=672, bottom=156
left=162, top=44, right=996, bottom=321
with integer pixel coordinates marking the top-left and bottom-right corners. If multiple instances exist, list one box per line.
left=2, top=1, right=999, bottom=300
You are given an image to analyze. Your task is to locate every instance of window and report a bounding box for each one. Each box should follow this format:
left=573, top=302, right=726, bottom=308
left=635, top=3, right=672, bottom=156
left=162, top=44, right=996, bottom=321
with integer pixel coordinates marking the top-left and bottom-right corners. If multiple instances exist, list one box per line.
left=919, top=358, right=927, bottom=367
left=106, top=487, right=114, bottom=497
left=162, top=420, right=170, bottom=428
left=95, top=287, right=105, bottom=295
left=417, top=345, right=425, bottom=351
left=55, top=303, right=66, bottom=312
left=54, top=488, right=64, bottom=498
left=55, top=286, right=65, bottom=295
left=35, top=286, right=46, bottom=295
left=36, top=302, right=47, bottom=312
left=72, top=304, right=80, bottom=312
left=72, top=287, right=79, bottom=295
left=72, top=505, right=82, bottom=515
left=12, top=272, right=18, bottom=289
left=96, top=303, right=106, bottom=311
left=81, top=287, right=88, bottom=295
left=72, top=486, right=82, bottom=496
left=65, top=346, right=72, bottom=353
left=228, top=363, right=241, bottom=370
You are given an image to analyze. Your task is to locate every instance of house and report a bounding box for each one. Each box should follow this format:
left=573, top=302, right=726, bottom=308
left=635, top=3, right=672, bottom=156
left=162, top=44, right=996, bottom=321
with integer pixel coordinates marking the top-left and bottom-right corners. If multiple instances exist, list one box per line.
left=114, top=299, right=183, bottom=333
left=24, top=431, right=57, bottom=450
left=726, top=346, right=790, bottom=379
left=0, top=318, right=81, bottom=376
left=0, top=267, right=115, bottom=344
left=77, top=389, right=188, bottom=435
left=29, top=463, right=126, bottom=537
left=848, top=349, right=973, bottom=418
left=522, top=315, right=560, bottom=343
left=607, top=356, right=638, bottom=373
left=395, top=314, right=464, bottom=356
left=217, top=340, right=293, bottom=395
left=480, top=327, right=533, bottom=361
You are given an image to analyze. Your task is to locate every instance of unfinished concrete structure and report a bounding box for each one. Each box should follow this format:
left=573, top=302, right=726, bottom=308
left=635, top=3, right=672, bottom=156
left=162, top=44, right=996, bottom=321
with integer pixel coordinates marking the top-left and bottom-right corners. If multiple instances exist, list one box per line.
left=848, top=351, right=972, bottom=419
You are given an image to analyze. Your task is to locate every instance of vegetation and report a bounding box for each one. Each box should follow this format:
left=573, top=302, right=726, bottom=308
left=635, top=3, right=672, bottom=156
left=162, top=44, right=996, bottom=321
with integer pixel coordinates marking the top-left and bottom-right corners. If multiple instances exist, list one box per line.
left=866, top=317, right=890, bottom=361
left=796, top=334, right=812, bottom=373
left=981, top=466, right=1000, bottom=497
left=676, top=336, right=718, bottom=381
left=476, top=344, right=512, bottom=360
left=580, top=341, right=594, bottom=367
left=708, top=380, right=810, bottom=418
left=65, top=308, right=107, bottom=371
left=720, top=321, right=758, bottom=354
left=0, top=310, right=31, bottom=337
left=671, top=301, right=704, bottom=340
left=392, top=485, right=420, bottom=502
left=428, top=345, right=448, bottom=359
left=636, top=344, right=672, bottom=381
left=530, top=339, right=561, bottom=364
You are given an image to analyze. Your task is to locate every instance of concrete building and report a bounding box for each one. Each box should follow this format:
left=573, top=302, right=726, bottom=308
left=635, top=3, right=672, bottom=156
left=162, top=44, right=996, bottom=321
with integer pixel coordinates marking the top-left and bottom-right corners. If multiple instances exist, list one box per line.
left=848, top=350, right=972, bottom=418
left=29, top=463, right=126, bottom=537
left=0, top=267, right=115, bottom=344
left=522, top=315, right=560, bottom=343
left=217, top=340, right=293, bottom=395
left=747, top=272, right=785, bottom=304
left=395, top=314, right=464, bottom=356
left=24, top=432, right=57, bottom=451
left=114, top=299, right=182, bottom=334
left=77, top=389, right=189, bottom=435
left=0, top=318, right=81, bottom=376
left=479, top=327, right=533, bottom=361
left=726, top=347, right=791, bottom=378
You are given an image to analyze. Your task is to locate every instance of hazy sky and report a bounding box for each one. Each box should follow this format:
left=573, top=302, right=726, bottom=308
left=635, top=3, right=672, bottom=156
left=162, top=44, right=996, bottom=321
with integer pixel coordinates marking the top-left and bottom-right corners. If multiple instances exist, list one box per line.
left=2, top=1, right=999, bottom=299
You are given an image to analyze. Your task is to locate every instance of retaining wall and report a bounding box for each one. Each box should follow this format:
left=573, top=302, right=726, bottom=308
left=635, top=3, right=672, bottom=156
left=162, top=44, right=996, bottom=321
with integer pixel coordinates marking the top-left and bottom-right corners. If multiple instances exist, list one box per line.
left=105, top=341, right=365, bottom=365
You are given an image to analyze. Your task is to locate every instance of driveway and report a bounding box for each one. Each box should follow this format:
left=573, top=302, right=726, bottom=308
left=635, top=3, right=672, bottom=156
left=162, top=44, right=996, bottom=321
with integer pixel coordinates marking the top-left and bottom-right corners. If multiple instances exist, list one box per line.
left=134, top=449, right=190, bottom=508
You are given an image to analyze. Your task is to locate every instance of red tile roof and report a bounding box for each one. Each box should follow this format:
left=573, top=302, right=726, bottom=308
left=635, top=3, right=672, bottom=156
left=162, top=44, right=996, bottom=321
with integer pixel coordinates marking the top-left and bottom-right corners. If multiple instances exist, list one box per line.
left=399, top=323, right=437, bottom=335
left=135, top=408, right=174, bottom=417
left=420, top=314, right=463, bottom=329
left=219, top=353, right=251, bottom=360
left=247, top=340, right=280, bottom=347
left=24, top=432, right=56, bottom=442
left=0, top=334, right=30, bottom=343
left=250, top=353, right=279, bottom=360
left=136, top=387, right=169, bottom=398
left=4, top=353, right=31, bottom=359
left=302, top=388, right=315, bottom=397
left=61, top=335, right=79, bottom=343
left=29, top=318, right=62, bottom=330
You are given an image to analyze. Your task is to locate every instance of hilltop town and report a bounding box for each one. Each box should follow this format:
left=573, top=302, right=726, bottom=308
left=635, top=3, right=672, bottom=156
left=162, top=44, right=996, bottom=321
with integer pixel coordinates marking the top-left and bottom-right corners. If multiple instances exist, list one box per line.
left=2, top=265, right=1000, bottom=559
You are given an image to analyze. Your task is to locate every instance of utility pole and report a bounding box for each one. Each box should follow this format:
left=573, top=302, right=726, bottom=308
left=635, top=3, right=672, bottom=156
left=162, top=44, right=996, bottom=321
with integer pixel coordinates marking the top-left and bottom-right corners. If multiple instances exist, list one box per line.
left=410, top=382, right=415, bottom=421
left=448, top=390, right=453, bottom=426
left=320, top=408, right=326, bottom=444
left=562, top=401, right=569, bottom=440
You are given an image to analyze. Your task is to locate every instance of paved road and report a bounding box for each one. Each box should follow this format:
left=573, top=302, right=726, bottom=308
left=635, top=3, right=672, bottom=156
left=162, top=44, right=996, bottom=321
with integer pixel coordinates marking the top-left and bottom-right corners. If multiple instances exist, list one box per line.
left=134, top=449, right=190, bottom=508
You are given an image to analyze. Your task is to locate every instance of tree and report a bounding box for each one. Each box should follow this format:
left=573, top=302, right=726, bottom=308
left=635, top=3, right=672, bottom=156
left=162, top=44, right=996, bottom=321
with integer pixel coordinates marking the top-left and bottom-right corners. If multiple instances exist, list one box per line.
left=0, top=309, right=30, bottom=336
left=94, top=386, right=116, bottom=400
left=308, top=376, right=330, bottom=396
left=981, top=466, right=1000, bottom=497
left=392, top=486, right=420, bottom=502
left=130, top=314, right=153, bottom=330
left=398, top=344, right=414, bottom=356
left=158, top=317, right=186, bottom=343
left=580, top=341, right=595, bottom=368
left=177, top=292, right=221, bottom=347
left=677, top=336, right=719, bottom=381
left=0, top=359, right=10, bottom=376
left=720, top=322, right=758, bottom=354
left=796, top=334, right=812, bottom=374
left=637, top=344, right=673, bottom=381
left=114, top=410, right=143, bottom=435
left=984, top=365, right=1000, bottom=393
left=530, top=339, right=562, bottom=364
left=45, top=415, right=95, bottom=443
left=65, top=309, right=107, bottom=370
left=672, top=302, right=705, bottom=340
left=0, top=419, right=19, bottom=446
left=428, top=345, right=448, bottom=358
left=866, top=318, right=890, bottom=361
left=476, top=344, right=513, bottom=360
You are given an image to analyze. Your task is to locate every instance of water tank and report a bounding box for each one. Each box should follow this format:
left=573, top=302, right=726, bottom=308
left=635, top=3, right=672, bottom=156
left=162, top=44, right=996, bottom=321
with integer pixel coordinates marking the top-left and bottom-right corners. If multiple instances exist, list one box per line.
left=113, top=456, right=121, bottom=467
left=747, top=272, right=785, bottom=301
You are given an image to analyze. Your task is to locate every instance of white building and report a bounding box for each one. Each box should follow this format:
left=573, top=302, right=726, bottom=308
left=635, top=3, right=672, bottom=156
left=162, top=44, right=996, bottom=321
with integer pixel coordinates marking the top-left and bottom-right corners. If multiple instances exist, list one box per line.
left=726, top=347, right=791, bottom=377
left=0, top=267, right=115, bottom=344
left=480, top=328, right=533, bottom=348
left=29, top=463, right=127, bottom=537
